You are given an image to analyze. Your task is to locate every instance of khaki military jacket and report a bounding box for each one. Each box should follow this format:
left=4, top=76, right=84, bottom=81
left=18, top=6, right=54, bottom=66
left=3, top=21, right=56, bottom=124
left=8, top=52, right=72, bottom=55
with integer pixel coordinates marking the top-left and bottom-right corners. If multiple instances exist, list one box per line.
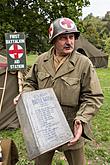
left=23, top=47, right=104, bottom=150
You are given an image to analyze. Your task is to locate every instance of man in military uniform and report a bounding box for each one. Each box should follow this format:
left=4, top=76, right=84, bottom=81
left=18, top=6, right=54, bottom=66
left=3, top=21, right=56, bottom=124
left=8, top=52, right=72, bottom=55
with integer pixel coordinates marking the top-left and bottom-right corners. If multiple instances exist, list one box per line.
left=14, top=17, right=104, bottom=165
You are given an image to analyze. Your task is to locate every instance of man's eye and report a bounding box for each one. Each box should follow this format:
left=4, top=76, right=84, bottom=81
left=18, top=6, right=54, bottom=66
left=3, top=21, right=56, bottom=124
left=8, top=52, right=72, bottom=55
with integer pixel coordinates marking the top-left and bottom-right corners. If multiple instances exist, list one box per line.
left=69, top=36, right=74, bottom=39
left=69, top=35, right=74, bottom=39
left=60, top=36, right=66, bottom=40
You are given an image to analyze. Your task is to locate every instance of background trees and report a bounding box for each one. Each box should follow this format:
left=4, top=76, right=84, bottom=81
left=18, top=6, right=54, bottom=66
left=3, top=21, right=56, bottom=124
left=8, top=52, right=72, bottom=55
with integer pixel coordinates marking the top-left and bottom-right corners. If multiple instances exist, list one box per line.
left=82, top=13, right=110, bottom=54
left=0, top=0, right=110, bottom=55
left=0, top=0, right=90, bottom=53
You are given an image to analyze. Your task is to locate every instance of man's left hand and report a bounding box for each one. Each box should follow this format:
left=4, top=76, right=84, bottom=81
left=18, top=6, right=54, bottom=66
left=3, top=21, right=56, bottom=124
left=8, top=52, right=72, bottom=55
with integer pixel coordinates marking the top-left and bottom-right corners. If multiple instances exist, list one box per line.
left=68, top=119, right=83, bottom=146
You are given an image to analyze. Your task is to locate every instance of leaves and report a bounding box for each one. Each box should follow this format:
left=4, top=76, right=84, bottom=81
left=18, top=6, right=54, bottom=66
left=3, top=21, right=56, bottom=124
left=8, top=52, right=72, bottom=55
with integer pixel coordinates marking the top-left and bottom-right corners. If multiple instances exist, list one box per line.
left=0, top=0, right=89, bottom=53
left=82, top=15, right=110, bottom=53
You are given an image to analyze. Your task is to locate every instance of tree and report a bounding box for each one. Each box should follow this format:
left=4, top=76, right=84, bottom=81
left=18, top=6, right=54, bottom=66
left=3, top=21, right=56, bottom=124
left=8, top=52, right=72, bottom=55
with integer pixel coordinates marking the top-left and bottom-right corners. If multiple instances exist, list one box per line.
left=82, top=11, right=110, bottom=55
left=82, top=15, right=106, bottom=50
left=0, top=0, right=90, bottom=53
left=104, top=37, right=110, bottom=55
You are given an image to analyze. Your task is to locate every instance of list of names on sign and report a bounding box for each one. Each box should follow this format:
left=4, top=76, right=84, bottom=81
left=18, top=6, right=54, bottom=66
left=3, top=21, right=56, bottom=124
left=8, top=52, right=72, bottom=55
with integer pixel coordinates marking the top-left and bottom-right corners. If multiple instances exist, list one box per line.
left=16, top=88, right=73, bottom=160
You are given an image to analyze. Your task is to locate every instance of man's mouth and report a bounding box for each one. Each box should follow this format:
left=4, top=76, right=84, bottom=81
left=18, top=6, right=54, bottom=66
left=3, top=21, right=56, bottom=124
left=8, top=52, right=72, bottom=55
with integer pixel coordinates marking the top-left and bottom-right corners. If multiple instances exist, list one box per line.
left=64, top=44, right=73, bottom=49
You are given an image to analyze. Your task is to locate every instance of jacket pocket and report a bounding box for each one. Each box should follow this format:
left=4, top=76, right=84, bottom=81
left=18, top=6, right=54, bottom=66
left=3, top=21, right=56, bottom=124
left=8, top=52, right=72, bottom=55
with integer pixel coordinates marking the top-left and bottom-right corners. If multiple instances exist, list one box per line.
left=38, top=72, right=51, bottom=89
left=61, top=76, right=80, bottom=106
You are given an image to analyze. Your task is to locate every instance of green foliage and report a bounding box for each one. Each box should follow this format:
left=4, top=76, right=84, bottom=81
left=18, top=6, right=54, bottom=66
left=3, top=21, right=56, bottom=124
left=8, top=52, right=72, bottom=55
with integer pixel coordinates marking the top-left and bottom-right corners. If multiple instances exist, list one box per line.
left=0, top=0, right=110, bottom=56
left=104, top=37, right=110, bottom=55
left=82, top=14, right=110, bottom=54
left=0, top=0, right=89, bottom=53
left=82, top=15, right=105, bottom=50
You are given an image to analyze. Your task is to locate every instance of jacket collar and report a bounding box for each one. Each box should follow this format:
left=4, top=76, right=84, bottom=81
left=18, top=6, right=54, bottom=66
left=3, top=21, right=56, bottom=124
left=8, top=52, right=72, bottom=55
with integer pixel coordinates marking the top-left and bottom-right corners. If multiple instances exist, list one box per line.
left=43, top=47, right=79, bottom=78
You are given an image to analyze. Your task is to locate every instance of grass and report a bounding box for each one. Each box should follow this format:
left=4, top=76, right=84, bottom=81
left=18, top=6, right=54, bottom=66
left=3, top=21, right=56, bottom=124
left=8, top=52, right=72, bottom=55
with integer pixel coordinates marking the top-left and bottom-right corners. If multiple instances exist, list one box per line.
left=84, top=68, right=110, bottom=164
left=0, top=55, right=110, bottom=165
left=26, top=54, right=38, bottom=66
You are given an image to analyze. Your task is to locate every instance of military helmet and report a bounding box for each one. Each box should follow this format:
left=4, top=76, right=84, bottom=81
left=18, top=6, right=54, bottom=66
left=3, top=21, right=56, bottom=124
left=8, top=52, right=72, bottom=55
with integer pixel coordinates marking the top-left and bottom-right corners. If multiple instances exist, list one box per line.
left=48, top=17, right=80, bottom=43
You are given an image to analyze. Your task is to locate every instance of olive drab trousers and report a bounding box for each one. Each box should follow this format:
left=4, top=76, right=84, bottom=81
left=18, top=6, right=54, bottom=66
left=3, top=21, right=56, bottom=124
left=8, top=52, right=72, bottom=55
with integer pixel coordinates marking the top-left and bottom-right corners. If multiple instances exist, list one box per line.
left=35, top=146, right=86, bottom=165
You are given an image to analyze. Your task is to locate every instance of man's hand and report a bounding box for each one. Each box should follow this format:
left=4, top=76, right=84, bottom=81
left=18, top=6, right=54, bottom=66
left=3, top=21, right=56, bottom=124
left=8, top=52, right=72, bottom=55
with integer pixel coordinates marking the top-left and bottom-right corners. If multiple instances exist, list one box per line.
left=68, top=119, right=83, bottom=146
left=13, top=93, right=21, bottom=105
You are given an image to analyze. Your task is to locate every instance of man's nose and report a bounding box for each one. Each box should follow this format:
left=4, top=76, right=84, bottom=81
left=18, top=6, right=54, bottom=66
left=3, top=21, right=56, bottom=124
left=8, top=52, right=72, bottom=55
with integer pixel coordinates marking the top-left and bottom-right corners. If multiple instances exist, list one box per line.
left=66, top=37, right=71, bottom=44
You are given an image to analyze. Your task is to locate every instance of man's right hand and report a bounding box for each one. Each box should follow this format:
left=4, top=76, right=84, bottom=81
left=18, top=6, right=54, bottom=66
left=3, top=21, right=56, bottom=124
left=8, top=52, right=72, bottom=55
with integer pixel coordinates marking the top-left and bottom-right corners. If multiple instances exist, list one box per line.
left=68, top=120, right=83, bottom=146
left=13, top=93, right=21, bottom=105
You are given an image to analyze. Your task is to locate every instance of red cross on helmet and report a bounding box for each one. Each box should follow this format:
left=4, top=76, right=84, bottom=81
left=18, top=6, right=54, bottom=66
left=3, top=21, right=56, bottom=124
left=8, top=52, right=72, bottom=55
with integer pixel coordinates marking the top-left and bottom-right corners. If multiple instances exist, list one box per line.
left=48, top=17, right=80, bottom=43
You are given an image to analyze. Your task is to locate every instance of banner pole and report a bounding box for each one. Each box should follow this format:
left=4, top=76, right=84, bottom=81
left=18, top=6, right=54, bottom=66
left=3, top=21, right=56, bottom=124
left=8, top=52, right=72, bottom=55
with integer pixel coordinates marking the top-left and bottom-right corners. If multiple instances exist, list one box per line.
left=18, top=71, right=23, bottom=94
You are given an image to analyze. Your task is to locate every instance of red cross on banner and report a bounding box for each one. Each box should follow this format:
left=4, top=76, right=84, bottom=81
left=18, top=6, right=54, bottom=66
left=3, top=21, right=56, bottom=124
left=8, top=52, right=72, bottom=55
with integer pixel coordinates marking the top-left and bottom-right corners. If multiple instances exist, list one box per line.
left=60, top=18, right=74, bottom=29
left=5, top=32, right=26, bottom=70
left=8, top=43, right=24, bottom=59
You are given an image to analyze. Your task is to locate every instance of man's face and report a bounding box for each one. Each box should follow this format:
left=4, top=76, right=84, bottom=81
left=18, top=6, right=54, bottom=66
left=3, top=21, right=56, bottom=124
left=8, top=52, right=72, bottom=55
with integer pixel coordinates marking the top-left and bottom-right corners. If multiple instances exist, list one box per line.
left=54, top=33, right=75, bottom=56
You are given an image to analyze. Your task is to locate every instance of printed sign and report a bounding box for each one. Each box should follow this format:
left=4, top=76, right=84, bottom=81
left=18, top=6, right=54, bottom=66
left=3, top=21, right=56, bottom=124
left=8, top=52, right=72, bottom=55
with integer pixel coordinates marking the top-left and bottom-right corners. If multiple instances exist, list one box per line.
left=5, top=32, right=26, bottom=70
left=16, top=88, right=73, bottom=160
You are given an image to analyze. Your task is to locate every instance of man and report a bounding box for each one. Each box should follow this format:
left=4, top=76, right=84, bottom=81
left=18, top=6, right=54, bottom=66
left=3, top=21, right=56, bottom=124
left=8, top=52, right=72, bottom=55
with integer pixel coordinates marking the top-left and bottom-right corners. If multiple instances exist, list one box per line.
left=14, top=17, right=104, bottom=165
